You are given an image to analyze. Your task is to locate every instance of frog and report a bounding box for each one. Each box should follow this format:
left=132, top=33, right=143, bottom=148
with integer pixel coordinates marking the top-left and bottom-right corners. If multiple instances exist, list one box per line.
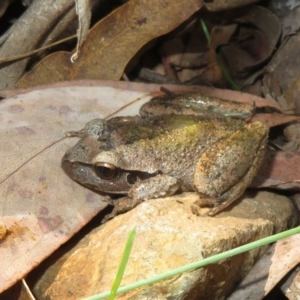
left=61, top=93, right=268, bottom=222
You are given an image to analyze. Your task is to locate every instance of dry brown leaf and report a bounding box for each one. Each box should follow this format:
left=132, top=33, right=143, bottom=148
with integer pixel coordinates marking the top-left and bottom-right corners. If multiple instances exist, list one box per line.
left=0, top=0, right=75, bottom=89
left=284, top=75, right=300, bottom=114
left=0, top=0, right=9, bottom=19
left=221, top=6, right=281, bottom=79
left=228, top=234, right=300, bottom=300
left=16, top=0, right=204, bottom=88
left=205, top=0, right=258, bottom=12
left=72, top=0, right=93, bottom=62
left=161, top=38, right=185, bottom=80
left=280, top=266, right=300, bottom=298
left=235, top=6, right=281, bottom=67
left=282, top=6, right=300, bottom=41
left=251, top=113, right=300, bottom=128
left=210, top=24, right=237, bottom=49
left=263, top=10, right=300, bottom=115
left=194, top=48, right=225, bottom=87
left=251, top=150, right=300, bottom=190
left=178, top=29, right=210, bottom=69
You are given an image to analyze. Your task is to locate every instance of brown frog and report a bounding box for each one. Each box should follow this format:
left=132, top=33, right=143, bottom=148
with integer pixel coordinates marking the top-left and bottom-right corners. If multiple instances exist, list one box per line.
left=62, top=94, right=268, bottom=221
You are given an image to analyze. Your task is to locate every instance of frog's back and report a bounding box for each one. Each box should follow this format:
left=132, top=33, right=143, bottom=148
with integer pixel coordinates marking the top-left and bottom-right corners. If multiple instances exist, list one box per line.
left=108, top=114, right=244, bottom=188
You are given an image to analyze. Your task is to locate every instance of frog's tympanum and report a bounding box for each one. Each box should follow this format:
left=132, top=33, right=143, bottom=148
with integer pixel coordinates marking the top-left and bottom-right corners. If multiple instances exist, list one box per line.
left=62, top=94, right=268, bottom=221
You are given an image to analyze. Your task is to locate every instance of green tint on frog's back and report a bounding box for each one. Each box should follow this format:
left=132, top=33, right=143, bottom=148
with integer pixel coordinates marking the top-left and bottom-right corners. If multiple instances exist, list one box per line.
left=109, top=114, right=245, bottom=179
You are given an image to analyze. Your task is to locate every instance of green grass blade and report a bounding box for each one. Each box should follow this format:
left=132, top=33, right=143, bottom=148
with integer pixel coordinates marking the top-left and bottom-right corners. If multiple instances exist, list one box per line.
left=108, top=229, right=136, bottom=300
left=200, top=18, right=240, bottom=91
left=215, top=55, right=241, bottom=91
left=200, top=19, right=210, bottom=44
left=83, top=227, right=300, bottom=300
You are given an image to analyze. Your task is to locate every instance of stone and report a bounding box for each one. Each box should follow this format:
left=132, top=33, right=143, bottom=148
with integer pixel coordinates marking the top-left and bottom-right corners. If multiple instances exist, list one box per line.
left=32, top=191, right=297, bottom=300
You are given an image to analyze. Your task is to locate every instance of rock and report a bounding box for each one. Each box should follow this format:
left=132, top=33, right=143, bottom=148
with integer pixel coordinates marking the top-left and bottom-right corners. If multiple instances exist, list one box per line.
left=32, top=191, right=297, bottom=300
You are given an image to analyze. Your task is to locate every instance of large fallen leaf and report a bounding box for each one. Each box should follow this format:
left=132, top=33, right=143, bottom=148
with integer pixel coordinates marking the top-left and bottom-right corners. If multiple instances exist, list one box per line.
left=0, top=84, right=153, bottom=293
left=6, top=79, right=283, bottom=110
left=16, top=0, right=203, bottom=88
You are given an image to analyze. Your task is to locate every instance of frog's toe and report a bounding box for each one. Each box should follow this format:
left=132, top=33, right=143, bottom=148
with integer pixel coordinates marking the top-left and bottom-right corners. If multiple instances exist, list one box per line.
left=101, top=212, right=115, bottom=223
left=190, top=197, right=215, bottom=216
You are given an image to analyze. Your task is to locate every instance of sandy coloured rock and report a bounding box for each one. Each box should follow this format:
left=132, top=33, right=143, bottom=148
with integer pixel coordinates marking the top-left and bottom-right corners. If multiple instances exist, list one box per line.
left=32, top=191, right=297, bottom=300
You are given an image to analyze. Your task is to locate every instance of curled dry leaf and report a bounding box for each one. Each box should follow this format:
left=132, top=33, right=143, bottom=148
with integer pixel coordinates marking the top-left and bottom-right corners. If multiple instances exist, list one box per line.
left=220, top=6, right=281, bottom=79
left=71, top=0, right=93, bottom=62
left=16, top=0, right=204, bottom=88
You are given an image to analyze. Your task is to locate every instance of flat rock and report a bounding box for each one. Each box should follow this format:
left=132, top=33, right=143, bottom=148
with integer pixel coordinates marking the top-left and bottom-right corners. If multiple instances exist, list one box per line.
left=32, top=191, right=297, bottom=299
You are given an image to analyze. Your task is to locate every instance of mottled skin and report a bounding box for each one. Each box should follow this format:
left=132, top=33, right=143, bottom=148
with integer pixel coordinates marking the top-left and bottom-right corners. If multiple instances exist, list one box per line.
left=62, top=95, right=268, bottom=221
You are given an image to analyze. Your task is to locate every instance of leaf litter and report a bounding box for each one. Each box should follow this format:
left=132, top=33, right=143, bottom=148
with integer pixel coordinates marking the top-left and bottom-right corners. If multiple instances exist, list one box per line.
left=0, top=0, right=300, bottom=298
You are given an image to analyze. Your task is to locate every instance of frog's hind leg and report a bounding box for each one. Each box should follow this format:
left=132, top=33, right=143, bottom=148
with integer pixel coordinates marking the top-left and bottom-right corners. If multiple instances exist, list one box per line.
left=207, top=164, right=258, bottom=216
left=192, top=121, right=268, bottom=216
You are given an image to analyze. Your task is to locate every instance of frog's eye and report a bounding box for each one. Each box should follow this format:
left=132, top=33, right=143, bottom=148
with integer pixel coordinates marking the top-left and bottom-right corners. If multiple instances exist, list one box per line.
left=94, top=162, right=119, bottom=180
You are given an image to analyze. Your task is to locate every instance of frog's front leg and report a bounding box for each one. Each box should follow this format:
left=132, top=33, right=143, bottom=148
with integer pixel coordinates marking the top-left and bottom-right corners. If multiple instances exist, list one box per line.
left=192, top=121, right=268, bottom=216
left=102, top=175, right=180, bottom=222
